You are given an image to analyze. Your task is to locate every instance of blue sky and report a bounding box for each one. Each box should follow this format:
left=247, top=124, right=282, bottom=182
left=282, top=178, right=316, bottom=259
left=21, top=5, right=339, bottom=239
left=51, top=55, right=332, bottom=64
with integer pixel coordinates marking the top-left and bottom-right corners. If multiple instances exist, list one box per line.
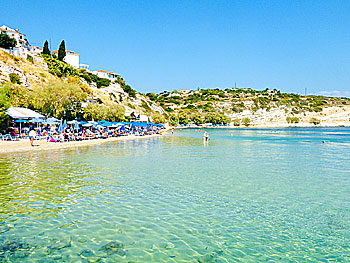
left=1, top=0, right=349, bottom=96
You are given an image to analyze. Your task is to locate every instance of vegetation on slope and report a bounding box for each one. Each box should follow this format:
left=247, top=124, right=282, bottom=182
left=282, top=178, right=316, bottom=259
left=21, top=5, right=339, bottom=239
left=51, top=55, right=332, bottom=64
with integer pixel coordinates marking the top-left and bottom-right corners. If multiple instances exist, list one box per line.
left=147, top=88, right=350, bottom=126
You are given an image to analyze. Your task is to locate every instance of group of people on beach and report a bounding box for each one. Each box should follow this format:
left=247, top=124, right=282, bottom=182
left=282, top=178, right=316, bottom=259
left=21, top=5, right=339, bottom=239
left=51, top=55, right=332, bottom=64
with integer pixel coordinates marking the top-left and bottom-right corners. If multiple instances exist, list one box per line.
left=9, top=123, right=164, bottom=147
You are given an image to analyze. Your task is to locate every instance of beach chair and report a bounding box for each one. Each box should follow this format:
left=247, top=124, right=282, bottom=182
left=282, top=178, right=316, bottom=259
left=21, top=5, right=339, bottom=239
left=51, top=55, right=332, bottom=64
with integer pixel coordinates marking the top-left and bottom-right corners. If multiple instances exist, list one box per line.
left=47, top=135, right=58, bottom=143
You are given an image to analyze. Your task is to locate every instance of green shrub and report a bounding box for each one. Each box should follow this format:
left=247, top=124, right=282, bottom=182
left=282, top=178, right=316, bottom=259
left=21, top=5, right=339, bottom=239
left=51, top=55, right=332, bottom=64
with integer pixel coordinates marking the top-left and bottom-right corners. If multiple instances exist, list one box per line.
left=152, top=112, right=165, bottom=124
left=190, top=112, right=202, bottom=125
left=310, top=117, right=320, bottom=125
left=242, top=117, right=251, bottom=126
left=95, top=77, right=110, bottom=89
left=44, top=57, right=111, bottom=88
left=178, top=112, right=189, bottom=125
left=233, top=118, right=240, bottom=126
left=286, top=116, right=300, bottom=123
left=9, top=73, right=21, bottom=84
left=0, top=33, right=17, bottom=49
left=168, top=113, right=178, bottom=126
left=122, top=84, right=136, bottom=98
left=141, top=100, right=151, bottom=111
left=27, top=54, right=34, bottom=63
left=127, top=103, right=135, bottom=109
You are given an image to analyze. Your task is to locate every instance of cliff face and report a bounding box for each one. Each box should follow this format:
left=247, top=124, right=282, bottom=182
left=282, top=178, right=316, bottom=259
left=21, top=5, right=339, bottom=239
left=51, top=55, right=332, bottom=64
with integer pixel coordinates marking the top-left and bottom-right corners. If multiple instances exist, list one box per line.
left=226, top=105, right=350, bottom=127
left=0, top=49, right=165, bottom=119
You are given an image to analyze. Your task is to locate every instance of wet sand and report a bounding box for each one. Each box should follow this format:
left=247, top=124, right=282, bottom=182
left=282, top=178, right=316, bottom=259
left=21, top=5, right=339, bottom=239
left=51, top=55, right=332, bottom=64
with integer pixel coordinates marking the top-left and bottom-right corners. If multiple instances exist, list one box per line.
left=0, top=134, right=162, bottom=155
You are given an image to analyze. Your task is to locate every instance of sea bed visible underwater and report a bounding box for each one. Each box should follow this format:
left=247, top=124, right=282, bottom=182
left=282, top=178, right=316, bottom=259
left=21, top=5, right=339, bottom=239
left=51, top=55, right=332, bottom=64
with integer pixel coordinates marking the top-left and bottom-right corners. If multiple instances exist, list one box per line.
left=0, top=128, right=349, bottom=262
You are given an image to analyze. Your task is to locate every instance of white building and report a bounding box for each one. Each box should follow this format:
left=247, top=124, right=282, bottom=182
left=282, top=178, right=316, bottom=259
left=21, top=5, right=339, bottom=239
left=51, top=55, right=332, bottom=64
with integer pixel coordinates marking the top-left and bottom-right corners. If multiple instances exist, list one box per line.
left=0, top=25, right=30, bottom=49
left=30, top=46, right=43, bottom=54
left=93, top=70, right=119, bottom=80
left=93, top=70, right=109, bottom=79
left=52, top=50, right=80, bottom=68
left=79, top=64, right=90, bottom=71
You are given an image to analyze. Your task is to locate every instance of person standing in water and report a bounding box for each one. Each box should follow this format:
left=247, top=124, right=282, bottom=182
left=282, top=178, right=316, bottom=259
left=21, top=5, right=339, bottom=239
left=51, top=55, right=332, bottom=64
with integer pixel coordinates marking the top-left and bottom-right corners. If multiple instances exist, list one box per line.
left=203, top=131, right=209, bottom=141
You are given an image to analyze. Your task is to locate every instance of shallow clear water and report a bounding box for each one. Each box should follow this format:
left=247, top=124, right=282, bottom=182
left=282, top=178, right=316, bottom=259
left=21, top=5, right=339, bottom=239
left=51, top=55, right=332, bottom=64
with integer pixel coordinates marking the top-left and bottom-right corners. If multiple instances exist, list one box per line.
left=0, top=128, right=349, bottom=262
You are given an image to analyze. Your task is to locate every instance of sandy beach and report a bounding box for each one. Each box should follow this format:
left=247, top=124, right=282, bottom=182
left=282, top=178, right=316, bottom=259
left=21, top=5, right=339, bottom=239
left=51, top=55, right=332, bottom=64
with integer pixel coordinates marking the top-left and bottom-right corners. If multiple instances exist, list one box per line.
left=0, top=134, right=162, bottom=155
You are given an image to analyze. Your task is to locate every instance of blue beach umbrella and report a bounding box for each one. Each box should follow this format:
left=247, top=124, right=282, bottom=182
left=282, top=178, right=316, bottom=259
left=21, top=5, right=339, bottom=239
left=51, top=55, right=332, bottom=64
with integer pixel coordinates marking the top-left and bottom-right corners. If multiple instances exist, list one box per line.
left=14, top=119, right=28, bottom=135
left=31, top=117, right=44, bottom=123
left=74, top=121, right=80, bottom=131
left=58, top=122, right=64, bottom=133
left=46, top=117, right=60, bottom=125
left=14, top=119, right=28, bottom=123
left=88, top=121, right=98, bottom=127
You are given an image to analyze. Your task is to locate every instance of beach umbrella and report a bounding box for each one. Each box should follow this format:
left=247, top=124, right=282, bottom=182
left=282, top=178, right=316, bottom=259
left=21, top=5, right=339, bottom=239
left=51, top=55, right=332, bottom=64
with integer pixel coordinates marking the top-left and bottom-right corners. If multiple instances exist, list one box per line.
left=63, top=120, right=67, bottom=130
left=30, top=117, right=44, bottom=128
left=82, top=123, right=93, bottom=127
left=14, top=119, right=28, bottom=135
left=46, top=117, right=60, bottom=125
left=58, top=122, right=64, bottom=133
left=74, top=121, right=80, bottom=131
left=67, top=120, right=76, bottom=125
left=88, top=121, right=98, bottom=127
left=31, top=117, right=44, bottom=123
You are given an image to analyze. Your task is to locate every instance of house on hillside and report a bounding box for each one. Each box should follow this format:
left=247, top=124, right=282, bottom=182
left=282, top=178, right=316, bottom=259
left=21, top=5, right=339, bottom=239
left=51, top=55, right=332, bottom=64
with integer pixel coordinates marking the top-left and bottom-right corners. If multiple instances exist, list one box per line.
left=93, top=70, right=119, bottom=80
left=30, top=46, right=42, bottom=54
left=179, top=89, right=190, bottom=94
left=52, top=50, right=80, bottom=68
left=93, top=70, right=109, bottom=79
left=79, top=64, right=90, bottom=71
left=0, top=25, right=30, bottom=49
left=0, top=25, right=33, bottom=58
left=163, top=103, right=177, bottom=110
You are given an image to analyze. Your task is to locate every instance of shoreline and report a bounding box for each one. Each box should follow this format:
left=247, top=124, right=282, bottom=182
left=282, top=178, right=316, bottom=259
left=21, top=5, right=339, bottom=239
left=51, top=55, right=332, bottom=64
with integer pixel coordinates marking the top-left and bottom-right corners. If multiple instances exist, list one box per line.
left=0, top=134, right=163, bottom=156
left=175, top=123, right=350, bottom=129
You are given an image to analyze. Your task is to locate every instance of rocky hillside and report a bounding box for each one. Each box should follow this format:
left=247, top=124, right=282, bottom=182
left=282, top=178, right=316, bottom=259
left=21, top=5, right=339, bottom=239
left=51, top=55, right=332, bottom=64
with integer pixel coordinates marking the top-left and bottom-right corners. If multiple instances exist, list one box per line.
left=2, top=48, right=350, bottom=127
left=0, top=49, right=165, bottom=121
left=146, top=88, right=350, bottom=127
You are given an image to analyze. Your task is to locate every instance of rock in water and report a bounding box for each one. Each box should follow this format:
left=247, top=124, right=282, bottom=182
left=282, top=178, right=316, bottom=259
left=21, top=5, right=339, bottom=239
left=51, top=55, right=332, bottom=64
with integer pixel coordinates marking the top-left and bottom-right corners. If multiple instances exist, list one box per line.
left=47, top=237, right=71, bottom=254
left=80, top=249, right=95, bottom=257
left=165, top=242, right=175, bottom=249
left=0, top=240, right=31, bottom=259
left=198, top=253, right=217, bottom=263
left=99, top=241, right=126, bottom=256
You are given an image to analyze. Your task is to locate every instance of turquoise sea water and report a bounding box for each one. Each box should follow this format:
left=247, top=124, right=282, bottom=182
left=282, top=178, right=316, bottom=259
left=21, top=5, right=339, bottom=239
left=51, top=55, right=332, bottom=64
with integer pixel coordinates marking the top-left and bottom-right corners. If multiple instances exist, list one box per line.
left=0, top=128, right=349, bottom=262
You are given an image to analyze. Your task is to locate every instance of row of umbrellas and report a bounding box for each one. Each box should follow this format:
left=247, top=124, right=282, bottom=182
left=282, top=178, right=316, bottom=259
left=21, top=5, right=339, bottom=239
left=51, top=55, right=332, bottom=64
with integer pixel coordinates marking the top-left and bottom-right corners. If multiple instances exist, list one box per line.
left=13, top=118, right=164, bottom=132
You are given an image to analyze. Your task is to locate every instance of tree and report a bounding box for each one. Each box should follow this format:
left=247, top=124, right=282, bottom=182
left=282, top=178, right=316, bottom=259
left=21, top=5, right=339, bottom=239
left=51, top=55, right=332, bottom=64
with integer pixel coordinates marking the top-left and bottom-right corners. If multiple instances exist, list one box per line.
left=310, top=117, right=320, bottom=125
left=105, top=104, right=125, bottom=121
left=168, top=113, right=178, bottom=126
left=42, top=40, right=50, bottom=55
left=242, top=117, right=251, bottom=126
left=58, top=40, right=66, bottom=61
left=178, top=112, right=189, bottom=125
left=190, top=112, right=202, bottom=125
left=0, top=33, right=17, bottom=49
left=31, top=81, right=86, bottom=119
left=233, top=118, right=240, bottom=126
left=152, top=112, right=165, bottom=124
left=9, top=73, right=22, bottom=84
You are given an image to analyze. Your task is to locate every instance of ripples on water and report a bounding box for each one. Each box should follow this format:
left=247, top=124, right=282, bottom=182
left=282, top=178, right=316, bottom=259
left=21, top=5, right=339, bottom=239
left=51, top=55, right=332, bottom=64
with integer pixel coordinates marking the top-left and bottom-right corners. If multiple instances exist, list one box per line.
left=0, top=128, right=349, bottom=262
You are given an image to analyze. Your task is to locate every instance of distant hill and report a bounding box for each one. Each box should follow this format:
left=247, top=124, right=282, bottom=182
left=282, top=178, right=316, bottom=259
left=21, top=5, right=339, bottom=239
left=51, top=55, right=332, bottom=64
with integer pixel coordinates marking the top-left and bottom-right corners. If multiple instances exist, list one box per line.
left=145, top=88, right=350, bottom=127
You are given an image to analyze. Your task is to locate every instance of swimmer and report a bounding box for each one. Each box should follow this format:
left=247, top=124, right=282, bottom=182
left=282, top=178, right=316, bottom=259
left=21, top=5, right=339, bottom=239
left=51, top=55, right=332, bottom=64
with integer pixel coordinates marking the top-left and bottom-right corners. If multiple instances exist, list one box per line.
left=203, top=131, right=209, bottom=141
